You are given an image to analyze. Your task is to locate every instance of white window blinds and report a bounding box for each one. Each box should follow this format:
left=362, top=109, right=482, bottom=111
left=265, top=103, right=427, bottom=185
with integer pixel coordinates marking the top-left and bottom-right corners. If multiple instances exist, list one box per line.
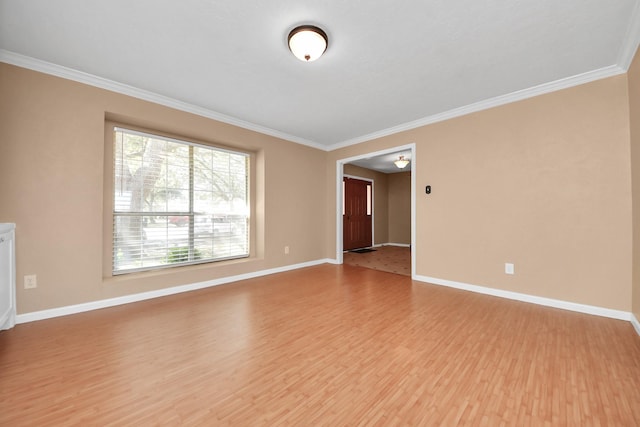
left=112, top=127, right=249, bottom=274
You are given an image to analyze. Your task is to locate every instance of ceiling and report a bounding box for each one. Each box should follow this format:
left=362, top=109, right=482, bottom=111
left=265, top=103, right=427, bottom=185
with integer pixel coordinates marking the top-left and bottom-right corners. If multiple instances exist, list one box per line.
left=349, top=150, right=412, bottom=174
left=1, top=1, right=639, bottom=151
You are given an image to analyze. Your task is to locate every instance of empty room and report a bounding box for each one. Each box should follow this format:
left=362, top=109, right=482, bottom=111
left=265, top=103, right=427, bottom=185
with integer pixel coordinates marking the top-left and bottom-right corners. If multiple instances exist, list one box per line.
left=1, top=1, right=640, bottom=425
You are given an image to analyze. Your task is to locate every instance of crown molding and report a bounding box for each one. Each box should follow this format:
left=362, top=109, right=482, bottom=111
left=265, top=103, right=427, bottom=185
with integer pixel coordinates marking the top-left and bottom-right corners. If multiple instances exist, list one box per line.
left=0, top=49, right=630, bottom=153
left=0, top=49, right=326, bottom=151
left=328, top=64, right=626, bottom=151
left=617, top=0, right=640, bottom=71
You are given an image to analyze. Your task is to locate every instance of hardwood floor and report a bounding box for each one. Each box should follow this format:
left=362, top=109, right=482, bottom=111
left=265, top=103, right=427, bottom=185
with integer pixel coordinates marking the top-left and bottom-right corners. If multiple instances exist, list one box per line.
left=343, top=245, right=411, bottom=276
left=1, top=264, right=639, bottom=425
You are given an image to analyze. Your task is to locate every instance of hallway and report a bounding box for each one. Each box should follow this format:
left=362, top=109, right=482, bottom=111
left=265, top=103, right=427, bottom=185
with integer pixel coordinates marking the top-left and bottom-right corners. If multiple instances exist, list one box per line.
left=343, top=245, right=411, bottom=276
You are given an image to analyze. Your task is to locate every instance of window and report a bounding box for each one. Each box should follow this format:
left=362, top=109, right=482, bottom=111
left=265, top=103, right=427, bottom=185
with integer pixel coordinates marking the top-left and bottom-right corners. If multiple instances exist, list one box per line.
left=112, top=127, right=249, bottom=274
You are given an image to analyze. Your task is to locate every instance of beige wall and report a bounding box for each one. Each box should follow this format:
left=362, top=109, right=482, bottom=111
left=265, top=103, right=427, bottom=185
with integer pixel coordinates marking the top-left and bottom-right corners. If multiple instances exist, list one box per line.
left=328, top=75, right=632, bottom=311
left=387, top=172, right=411, bottom=245
left=1, top=61, right=636, bottom=317
left=0, top=63, right=328, bottom=314
left=630, top=48, right=640, bottom=321
left=343, top=164, right=388, bottom=245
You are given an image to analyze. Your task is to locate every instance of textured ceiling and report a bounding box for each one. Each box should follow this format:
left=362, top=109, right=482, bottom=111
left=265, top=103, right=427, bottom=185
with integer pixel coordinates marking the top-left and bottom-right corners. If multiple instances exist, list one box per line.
left=1, top=0, right=639, bottom=151
left=350, top=150, right=413, bottom=174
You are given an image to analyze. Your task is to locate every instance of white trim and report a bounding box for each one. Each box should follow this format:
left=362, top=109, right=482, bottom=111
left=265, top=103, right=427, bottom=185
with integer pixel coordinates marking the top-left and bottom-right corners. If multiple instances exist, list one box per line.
left=343, top=174, right=373, bottom=181
left=413, top=274, right=632, bottom=321
left=1, top=50, right=629, bottom=153
left=373, top=242, right=411, bottom=248
left=328, top=65, right=625, bottom=151
left=617, top=0, right=640, bottom=71
left=0, top=50, right=325, bottom=151
left=16, top=258, right=332, bottom=324
left=336, top=161, right=344, bottom=264
left=411, top=152, right=416, bottom=279
left=0, top=224, right=16, bottom=330
left=15, top=260, right=638, bottom=328
left=632, top=314, right=640, bottom=337
left=384, top=243, right=411, bottom=248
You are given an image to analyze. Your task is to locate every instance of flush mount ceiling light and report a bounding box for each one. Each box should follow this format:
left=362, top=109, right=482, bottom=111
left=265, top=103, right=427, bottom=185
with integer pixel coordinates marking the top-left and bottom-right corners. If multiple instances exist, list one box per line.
left=288, top=25, right=328, bottom=62
left=394, top=156, right=410, bottom=169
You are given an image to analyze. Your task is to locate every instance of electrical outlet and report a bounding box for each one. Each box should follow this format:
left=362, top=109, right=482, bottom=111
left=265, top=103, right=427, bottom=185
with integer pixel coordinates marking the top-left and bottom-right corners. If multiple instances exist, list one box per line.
left=284, top=246, right=290, bottom=255
left=24, top=274, right=37, bottom=289
left=505, top=263, right=515, bottom=275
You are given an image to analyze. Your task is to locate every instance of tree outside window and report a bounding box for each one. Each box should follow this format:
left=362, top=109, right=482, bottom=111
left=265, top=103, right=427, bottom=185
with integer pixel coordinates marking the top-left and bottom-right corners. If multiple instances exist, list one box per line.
left=113, top=127, right=249, bottom=274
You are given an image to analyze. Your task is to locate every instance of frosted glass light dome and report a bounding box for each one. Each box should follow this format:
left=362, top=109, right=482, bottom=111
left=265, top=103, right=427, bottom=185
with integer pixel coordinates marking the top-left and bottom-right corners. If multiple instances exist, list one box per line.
left=288, top=25, right=328, bottom=62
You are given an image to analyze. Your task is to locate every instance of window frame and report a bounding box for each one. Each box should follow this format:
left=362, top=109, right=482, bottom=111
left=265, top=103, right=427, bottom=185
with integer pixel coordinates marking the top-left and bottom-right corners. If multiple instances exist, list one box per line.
left=107, top=124, right=252, bottom=276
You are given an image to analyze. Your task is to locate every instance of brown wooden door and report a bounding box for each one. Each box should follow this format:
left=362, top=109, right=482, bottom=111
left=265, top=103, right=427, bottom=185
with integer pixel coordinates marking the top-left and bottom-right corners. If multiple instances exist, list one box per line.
left=343, top=177, right=372, bottom=250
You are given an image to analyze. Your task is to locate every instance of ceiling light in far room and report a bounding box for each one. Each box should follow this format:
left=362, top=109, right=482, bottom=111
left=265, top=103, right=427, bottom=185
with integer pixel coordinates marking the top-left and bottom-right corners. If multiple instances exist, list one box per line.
left=394, top=156, right=410, bottom=169
left=288, top=25, right=328, bottom=62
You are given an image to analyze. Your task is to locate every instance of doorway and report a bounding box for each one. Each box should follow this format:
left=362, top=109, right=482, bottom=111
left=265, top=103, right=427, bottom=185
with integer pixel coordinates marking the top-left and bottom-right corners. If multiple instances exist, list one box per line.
left=343, top=177, right=373, bottom=251
left=336, top=143, right=416, bottom=278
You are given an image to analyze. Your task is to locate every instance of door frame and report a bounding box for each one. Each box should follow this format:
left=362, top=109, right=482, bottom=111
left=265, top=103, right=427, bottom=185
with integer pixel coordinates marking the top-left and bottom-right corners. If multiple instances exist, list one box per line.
left=335, top=143, right=416, bottom=279
left=343, top=174, right=375, bottom=250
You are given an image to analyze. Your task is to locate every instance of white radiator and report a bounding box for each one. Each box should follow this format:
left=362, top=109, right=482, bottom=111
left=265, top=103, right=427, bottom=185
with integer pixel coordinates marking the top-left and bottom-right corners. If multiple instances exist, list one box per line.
left=0, top=223, right=16, bottom=330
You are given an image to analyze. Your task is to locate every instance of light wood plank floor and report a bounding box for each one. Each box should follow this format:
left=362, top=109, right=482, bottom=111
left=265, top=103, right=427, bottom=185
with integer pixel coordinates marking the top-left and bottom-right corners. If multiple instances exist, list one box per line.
left=343, top=246, right=411, bottom=276
left=1, top=264, right=639, bottom=426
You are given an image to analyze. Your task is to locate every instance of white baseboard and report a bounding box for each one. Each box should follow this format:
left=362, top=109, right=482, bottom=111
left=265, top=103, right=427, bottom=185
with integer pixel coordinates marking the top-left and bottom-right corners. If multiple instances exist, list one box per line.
left=16, top=258, right=333, bottom=324
left=16, top=262, right=640, bottom=338
left=632, top=314, right=640, bottom=337
left=373, top=243, right=411, bottom=248
left=413, top=274, right=632, bottom=322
